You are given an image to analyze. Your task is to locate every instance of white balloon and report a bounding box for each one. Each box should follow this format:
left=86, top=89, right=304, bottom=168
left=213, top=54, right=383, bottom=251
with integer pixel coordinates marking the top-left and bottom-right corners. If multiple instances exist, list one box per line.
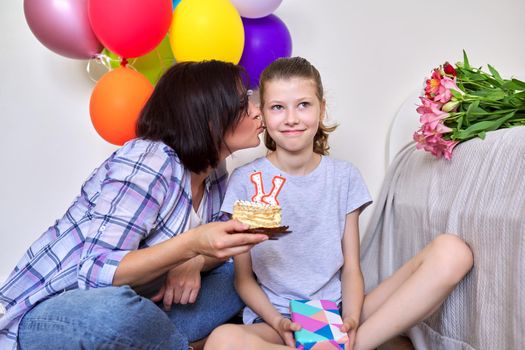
left=230, top=0, right=283, bottom=19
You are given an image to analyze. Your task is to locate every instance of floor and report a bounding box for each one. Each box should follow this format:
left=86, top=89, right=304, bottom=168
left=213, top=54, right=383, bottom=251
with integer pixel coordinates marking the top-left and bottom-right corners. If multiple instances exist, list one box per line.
left=192, top=335, right=414, bottom=350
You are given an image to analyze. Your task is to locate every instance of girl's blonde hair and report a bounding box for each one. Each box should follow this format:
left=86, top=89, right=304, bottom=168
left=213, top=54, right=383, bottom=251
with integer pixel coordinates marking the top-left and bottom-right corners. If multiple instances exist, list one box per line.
left=259, top=57, right=337, bottom=155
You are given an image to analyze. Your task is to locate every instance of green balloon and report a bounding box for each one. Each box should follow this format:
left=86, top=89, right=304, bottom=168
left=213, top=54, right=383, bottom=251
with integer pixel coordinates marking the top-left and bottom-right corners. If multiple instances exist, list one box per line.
left=102, top=35, right=174, bottom=85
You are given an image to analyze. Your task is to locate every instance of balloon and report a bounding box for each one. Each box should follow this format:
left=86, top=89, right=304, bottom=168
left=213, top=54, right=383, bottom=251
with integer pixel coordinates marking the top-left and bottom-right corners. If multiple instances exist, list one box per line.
left=230, top=0, right=283, bottom=19
left=131, top=36, right=175, bottom=85
left=23, top=0, right=102, bottom=59
left=103, top=36, right=174, bottom=85
left=170, top=0, right=244, bottom=63
left=90, top=68, right=153, bottom=145
left=88, top=0, right=172, bottom=58
left=239, top=15, right=293, bottom=88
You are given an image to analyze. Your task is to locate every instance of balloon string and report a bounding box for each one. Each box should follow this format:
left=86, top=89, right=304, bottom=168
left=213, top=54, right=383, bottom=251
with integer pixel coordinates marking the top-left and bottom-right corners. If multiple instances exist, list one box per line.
left=86, top=53, right=111, bottom=84
left=86, top=59, right=98, bottom=84
left=96, top=53, right=112, bottom=70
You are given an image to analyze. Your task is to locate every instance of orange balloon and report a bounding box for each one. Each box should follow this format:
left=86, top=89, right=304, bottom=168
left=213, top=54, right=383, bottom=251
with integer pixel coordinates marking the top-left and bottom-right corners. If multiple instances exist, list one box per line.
left=90, top=67, right=153, bottom=145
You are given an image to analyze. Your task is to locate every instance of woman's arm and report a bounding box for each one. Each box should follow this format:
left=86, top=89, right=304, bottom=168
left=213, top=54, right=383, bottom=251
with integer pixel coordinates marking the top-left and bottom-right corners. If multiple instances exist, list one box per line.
left=114, top=220, right=267, bottom=287
left=77, top=146, right=267, bottom=289
left=340, top=211, right=365, bottom=347
left=147, top=254, right=227, bottom=307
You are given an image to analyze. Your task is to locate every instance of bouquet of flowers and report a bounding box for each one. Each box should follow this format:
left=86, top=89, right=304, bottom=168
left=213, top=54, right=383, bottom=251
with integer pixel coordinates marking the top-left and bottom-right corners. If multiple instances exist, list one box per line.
left=413, top=51, right=525, bottom=159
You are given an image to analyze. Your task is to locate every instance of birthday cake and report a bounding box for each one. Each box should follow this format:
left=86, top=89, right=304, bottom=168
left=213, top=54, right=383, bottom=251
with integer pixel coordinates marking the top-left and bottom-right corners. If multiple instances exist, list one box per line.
left=232, top=200, right=289, bottom=235
left=233, top=200, right=281, bottom=228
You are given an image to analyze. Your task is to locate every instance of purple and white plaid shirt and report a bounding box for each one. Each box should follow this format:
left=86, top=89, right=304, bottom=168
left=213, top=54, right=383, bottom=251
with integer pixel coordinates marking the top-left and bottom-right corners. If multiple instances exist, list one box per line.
left=0, top=139, right=228, bottom=349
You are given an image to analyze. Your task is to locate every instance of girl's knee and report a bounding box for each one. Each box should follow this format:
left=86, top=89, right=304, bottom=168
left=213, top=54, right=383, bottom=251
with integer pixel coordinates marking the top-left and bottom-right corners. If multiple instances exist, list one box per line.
left=206, top=324, right=245, bottom=350
left=430, top=234, right=474, bottom=282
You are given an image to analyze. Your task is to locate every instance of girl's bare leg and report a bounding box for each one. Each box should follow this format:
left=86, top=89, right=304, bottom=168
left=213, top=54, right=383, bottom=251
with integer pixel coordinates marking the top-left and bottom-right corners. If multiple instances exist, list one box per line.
left=205, top=322, right=290, bottom=350
left=354, top=234, right=473, bottom=350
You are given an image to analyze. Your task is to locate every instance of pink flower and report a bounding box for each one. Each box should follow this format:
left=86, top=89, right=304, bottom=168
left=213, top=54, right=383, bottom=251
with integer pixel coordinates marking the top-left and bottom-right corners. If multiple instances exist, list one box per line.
left=426, top=121, right=452, bottom=134
left=434, top=76, right=461, bottom=103
left=442, top=140, right=459, bottom=160
left=416, top=97, right=449, bottom=130
left=414, top=53, right=524, bottom=160
left=413, top=127, right=458, bottom=160
left=417, top=96, right=442, bottom=112
left=425, top=69, right=442, bottom=99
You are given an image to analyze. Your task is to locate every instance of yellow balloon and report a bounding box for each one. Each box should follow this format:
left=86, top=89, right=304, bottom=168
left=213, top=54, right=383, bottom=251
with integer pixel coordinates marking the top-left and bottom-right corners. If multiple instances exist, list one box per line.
left=170, top=0, right=244, bottom=63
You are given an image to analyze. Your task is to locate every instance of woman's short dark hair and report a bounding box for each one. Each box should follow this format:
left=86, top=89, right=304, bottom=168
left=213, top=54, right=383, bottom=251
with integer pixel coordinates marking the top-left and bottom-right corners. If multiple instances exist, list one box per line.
left=136, top=60, right=249, bottom=173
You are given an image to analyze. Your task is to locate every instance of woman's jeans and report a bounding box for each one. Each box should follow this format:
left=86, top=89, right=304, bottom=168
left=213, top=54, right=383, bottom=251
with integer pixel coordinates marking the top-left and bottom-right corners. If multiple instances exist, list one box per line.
left=18, top=262, right=242, bottom=350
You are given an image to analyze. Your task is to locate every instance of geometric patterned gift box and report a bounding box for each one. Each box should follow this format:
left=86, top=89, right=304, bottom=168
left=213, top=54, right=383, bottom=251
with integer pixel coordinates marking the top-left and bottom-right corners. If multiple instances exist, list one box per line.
left=290, top=299, right=349, bottom=350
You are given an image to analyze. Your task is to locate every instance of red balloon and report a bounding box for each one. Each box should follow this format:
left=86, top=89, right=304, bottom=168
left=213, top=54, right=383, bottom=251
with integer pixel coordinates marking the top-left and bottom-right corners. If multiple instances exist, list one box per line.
left=88, top=0, right=172, bottom=58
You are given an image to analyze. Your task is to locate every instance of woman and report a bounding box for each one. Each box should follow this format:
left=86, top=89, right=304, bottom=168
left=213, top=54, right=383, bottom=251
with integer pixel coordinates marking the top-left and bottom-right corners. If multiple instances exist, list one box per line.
left=0, top=60, right=268, bottom=350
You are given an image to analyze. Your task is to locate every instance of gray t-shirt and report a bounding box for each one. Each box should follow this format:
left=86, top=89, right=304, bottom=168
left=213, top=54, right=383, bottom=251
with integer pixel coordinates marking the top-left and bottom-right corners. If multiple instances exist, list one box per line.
left=222, top=156, right=372, bottom=324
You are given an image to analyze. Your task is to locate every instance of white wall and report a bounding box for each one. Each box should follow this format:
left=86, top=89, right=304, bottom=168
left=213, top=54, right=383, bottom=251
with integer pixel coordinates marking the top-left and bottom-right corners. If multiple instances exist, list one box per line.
left=1, top=0, right=524, bottom=282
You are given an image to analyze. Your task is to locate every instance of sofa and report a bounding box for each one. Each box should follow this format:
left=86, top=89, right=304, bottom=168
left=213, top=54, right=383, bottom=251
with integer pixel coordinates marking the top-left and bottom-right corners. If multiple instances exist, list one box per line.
left=360, top=126, right=525, bottom=349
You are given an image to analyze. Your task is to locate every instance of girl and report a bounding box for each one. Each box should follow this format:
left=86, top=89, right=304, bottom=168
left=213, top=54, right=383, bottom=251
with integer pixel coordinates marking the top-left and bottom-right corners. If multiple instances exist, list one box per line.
left=205, top=57, right=473, bottom=350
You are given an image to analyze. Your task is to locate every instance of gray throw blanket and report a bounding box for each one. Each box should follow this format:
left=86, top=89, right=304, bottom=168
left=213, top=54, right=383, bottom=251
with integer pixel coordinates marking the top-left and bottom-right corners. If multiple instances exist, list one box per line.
left=360, top=126, right=525, bottom=349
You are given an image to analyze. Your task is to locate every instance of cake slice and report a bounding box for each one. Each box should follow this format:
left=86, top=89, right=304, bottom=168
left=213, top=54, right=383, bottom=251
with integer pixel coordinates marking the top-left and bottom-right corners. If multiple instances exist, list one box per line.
left=233, top=200, right=281, bottom=228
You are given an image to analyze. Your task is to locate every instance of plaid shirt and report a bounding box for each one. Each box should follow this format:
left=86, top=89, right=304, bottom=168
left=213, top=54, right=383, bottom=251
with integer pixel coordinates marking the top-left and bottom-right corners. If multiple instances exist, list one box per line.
left=0, top=139, right=228, bottom=349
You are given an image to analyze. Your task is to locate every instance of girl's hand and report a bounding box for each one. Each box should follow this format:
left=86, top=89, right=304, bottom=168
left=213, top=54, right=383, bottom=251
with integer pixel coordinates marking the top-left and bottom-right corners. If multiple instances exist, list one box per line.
left=340, top=317, right=358, bottom=350
left=191, top=220, right=268, bottom=259
left=150, top=257, right=204, bottom=310
left=273, top=317, right=301, bottom=348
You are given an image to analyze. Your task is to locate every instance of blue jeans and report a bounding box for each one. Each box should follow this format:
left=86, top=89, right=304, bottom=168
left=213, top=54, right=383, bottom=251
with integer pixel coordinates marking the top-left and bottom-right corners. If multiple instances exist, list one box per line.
left=18, top=262, right=243, bottom=350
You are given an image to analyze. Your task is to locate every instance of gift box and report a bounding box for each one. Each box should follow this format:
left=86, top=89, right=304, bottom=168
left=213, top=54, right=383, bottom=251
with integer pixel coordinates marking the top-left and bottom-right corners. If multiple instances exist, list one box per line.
left=290, top=299, right=349, bottom=350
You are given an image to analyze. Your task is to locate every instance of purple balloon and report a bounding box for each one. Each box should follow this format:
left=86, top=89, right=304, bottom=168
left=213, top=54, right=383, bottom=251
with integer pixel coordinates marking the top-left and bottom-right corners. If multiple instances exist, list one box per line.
left=24, top=0, right=102, bottom=59
left=239, top=15, right=292, bottom=89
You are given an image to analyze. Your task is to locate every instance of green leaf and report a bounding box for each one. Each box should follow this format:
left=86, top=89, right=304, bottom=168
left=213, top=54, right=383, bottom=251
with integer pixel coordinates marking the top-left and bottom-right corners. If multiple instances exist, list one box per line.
left=478, top=131, right=487, bottom=139
left=508, top=96, right=524, bottom=107
left=457, top=115, right=464, bottom=129
left=468, top=89, right=506, bottom=101
left=463, top=70, right=487, bottom=81
left=487, top=64, right=503, bottom=82
left=463, top=50, right=471, bottom=69
left=485, top=76, right=503, bottom=88
left=514, top=91, right=525, bottom=100
left=455, top=111, right=516, bottom=139
left=484, top=89, right=506, bottom=101
left=450, top=89, right=463, bottom=99
left=512, top=78, right=525, bottom=88
left=502, top=80, right=525, bottom=91
left=465, top=100, right=480, bottom=120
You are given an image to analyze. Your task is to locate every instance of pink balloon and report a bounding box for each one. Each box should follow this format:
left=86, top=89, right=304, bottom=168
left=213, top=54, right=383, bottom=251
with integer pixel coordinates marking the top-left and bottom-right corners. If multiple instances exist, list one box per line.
left=24, top=0, right=102, bottom=59
left=230, top=0, right=283, bottom=18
